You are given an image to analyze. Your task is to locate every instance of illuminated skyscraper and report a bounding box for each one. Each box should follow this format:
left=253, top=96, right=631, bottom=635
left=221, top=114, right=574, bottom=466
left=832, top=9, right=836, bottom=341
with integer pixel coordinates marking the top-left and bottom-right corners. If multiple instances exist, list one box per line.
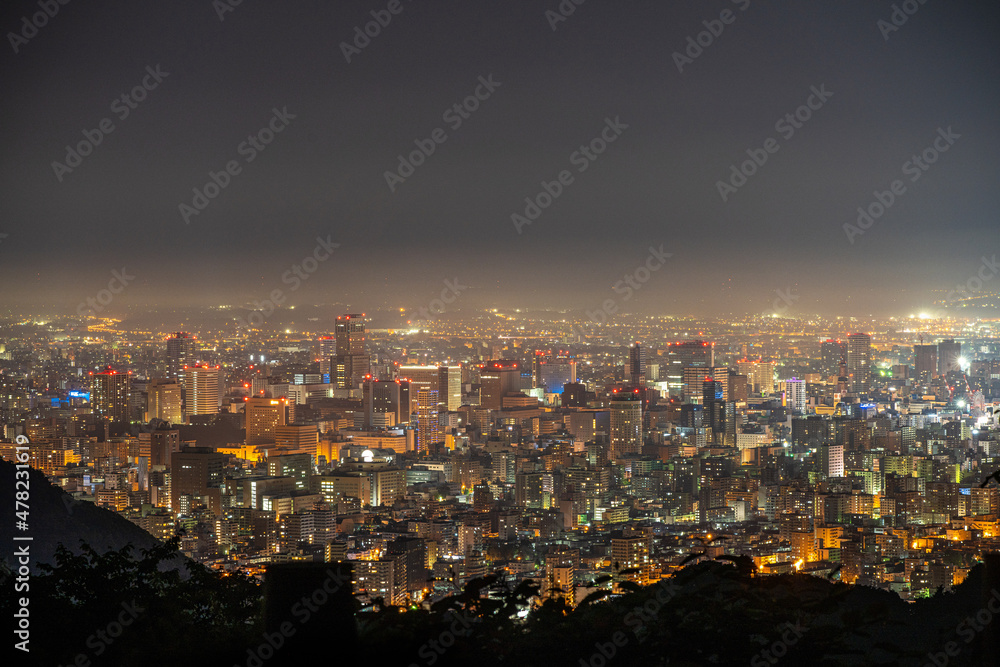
left=415, top=387, right=441, bottom=454
left=245, top=396, right=290, bottom=445
left=785, top=377, right=807, bottom=414
left=183, top=364, right=220, bottom=419
left=737, top=360, right=776, bottom=395
left=438, top=365, right=463, bottom=412
left=318, top=336, right=336, bottom=377
left=165, top=332, right=194, bottom=381
left=334, top=314, right=369, bottom=389
left=609, top=390, right=642, bottom=461
left=683, top=366, right=729, bottom=404
left=479, top=360, right=520, bottom=409
left=147, top=378, right=183, bottom=424
left=398, top=364, right=461, bottom=411
left=399, top=365, right=439, bottom=413
left=537, top=358, right=577, bottom=395
left=363, top=379, right=403, bottom=429
left=399, top=365, right=445, bottom=452
left=702, top=378, right=727, bottom=443
left=847, top=333, right=872, bottom=394
left=91, top=366, right=130, bottom=424
left=664, top=340, right=714, bottom=396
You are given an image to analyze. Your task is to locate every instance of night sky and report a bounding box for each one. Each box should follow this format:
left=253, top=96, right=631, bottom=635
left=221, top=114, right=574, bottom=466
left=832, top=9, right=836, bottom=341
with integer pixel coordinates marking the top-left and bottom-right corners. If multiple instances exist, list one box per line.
left=1, top=0, right=997, bottom=318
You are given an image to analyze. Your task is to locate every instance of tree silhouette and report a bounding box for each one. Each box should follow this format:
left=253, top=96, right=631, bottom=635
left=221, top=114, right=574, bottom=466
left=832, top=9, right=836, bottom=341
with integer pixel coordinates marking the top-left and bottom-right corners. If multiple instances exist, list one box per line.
left=3, top=534, right=261, bottom=667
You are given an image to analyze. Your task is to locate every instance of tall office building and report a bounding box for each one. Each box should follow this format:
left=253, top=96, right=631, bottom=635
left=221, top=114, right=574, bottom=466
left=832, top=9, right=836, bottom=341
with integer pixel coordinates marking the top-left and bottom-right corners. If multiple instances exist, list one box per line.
left=245, top=396, right=290, bottom=446
left=537, top=358, right=577, bottom=395
left=685, top=366, right=729, bottom=403
left=629, top=342, right=647, bottom=387
left=709, top=366, right=729, bottom=401
left=165, top=332, right=194, bottom=381
left=728, top=371, right=749, bottom=404
left=683, top=367, right=707, bottom=405
left=397, top=380, right=412, bottom=425
left=820, top=443, right=845, bottom=478
left=399, top=365, right=440, bottom=416
left=479, top=360, right=521, bottom=410
left=820, top=340, right=847, bottom=377
left=317, top=336, right=336, bottom=377
left=140, top=427, right=181, bottom=468
left=702, top=379, right=728, bottom=444
left=737, top=360, right=776, bottom=395
left=438, top=365, right=463, bottom=412
left=183, top=364, right=221, bottom=419
left=667, top=340, right=715, bottom=368
left=914, top=344, right=938, bottom=381
left=334, top=314, right=369, bottom=389
left=415, top=387, right=441, bottom=454
left=609, top=390, right=642, bottom=461
left=363, top=379, right=404, bottom=429
left=146, top=378, right=183, bottom=424
left=846, top=333, right=872, bottom=394
left=170, top=447, right=226, bottom=516
left=664, top=340, right=714, bottom=396
left=91, top=367, right=130, bottom=424
left=785, top=377, right=807, bottom=414
left=937, top=339, right=962, bottom=375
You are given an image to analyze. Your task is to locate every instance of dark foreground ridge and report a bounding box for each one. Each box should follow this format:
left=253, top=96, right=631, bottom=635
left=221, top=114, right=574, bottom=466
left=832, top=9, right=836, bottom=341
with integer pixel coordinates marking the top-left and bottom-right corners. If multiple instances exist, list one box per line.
left=4, top=478, right=1000, bottom=667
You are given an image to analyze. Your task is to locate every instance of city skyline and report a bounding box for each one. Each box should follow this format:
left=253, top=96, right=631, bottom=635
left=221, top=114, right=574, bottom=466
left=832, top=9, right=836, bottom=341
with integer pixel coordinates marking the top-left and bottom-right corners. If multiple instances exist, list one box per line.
left=3, top=1, right=1000, bottom=664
